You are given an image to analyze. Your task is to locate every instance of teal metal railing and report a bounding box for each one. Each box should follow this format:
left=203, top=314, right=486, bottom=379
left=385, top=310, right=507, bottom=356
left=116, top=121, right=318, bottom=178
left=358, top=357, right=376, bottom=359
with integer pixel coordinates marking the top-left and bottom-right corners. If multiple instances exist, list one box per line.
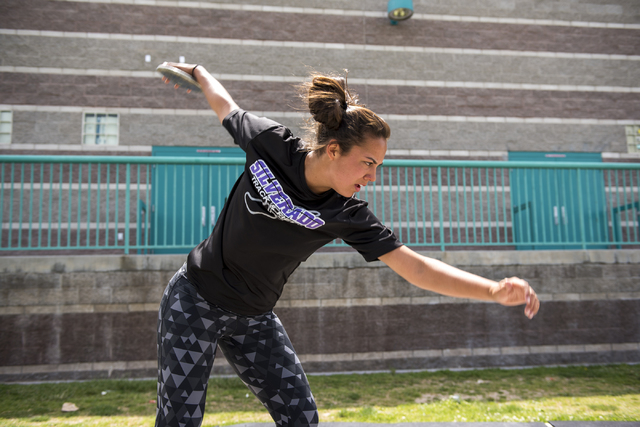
left=345, top=159, right=639, bottom=251
left=1, top=155, right=639, bottom=254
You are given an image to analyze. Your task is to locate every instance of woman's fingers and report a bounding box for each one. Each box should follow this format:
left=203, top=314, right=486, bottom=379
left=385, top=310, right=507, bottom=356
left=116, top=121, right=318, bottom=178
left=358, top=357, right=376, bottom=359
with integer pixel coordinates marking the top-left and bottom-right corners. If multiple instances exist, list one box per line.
left=522, top=281, right=539, bottom=319
left=497, top=277, right=539, bottom=319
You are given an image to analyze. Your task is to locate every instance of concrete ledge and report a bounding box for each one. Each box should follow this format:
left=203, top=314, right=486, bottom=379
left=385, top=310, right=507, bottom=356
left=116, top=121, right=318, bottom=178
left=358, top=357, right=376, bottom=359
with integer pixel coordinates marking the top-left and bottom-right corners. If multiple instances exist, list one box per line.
left=437, top=249, right=640, bottom=267
left=0, top=254, right=186, bottom=274
left=2, top=250, right=637, bottom=275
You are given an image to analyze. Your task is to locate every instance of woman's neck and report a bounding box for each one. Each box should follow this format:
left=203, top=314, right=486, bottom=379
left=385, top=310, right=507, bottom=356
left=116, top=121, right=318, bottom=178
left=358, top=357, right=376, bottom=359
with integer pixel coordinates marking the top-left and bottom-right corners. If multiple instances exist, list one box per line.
left=304, top=151, right=333, bottom=195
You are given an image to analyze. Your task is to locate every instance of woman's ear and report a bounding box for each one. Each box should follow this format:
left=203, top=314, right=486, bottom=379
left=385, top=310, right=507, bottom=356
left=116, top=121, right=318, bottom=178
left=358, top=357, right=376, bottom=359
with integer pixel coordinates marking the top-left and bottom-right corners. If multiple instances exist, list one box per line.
left=326, top=141, right=341, bottom=160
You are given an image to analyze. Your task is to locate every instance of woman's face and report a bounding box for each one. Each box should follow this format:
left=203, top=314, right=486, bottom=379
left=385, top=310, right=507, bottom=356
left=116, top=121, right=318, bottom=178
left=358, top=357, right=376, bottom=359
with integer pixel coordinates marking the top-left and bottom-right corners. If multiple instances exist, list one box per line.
left=329, top=136, right=387, bottom=198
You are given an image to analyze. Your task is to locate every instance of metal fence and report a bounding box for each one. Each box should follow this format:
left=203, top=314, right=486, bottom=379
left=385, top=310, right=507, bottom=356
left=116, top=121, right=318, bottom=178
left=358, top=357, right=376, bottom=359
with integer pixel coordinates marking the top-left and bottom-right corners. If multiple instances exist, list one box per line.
left=1, top=155, right=638, bottom=254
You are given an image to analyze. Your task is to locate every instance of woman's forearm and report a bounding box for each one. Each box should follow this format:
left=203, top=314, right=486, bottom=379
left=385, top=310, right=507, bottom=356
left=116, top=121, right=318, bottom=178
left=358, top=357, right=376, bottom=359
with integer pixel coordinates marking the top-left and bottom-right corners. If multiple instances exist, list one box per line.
left=380, top=246, right=495, bottom=300
left=414, top=256, right=496, bottom=300
left=192, top=66, right=239, bottom=123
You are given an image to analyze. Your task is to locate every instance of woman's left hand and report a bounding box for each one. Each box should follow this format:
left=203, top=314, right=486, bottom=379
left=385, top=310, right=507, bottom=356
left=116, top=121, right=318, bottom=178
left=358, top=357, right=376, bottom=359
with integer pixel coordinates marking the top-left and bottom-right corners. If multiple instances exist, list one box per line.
left=490, top=277, right=540, bottom=319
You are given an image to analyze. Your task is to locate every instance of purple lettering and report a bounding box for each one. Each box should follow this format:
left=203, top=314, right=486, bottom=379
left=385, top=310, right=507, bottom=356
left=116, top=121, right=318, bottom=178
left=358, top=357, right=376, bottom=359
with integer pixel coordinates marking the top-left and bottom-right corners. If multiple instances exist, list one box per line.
left=249, top=159, right=325, bottom=230
left=276, top=196, right=292, bottom=211
left=249, top=160, right=264, bottom=174
left=264, top=180, right=283, bottom=195
left=305, top=219, right=324, bottom=229
left=287, top=209, right=302, bottom=222
left=298, top=213, right=313, bottom=225
left=269, top=194, right=285, bottom=206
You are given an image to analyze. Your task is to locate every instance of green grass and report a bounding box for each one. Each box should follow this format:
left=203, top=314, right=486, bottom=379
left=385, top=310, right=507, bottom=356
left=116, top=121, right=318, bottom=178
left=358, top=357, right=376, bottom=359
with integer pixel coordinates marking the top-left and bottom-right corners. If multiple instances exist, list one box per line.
left=0, top=364, right=638, bottom=426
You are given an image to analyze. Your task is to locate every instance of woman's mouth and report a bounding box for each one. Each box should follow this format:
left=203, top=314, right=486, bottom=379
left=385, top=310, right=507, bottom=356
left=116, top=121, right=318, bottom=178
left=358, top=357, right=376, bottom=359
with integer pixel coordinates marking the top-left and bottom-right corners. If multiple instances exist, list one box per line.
left=355, top=184, right=362, bottom=192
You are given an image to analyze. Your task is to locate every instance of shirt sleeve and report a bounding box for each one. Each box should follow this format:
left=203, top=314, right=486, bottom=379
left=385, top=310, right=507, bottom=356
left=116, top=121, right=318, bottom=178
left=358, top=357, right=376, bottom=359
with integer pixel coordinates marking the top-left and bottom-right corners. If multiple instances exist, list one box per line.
left=339, top=203, right=404, bottom=262
left=222, top=109, right=282, bottom=152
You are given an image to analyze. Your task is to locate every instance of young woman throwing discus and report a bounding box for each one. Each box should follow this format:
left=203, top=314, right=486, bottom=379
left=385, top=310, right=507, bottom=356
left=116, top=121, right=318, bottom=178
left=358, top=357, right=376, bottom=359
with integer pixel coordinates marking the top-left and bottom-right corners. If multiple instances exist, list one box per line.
left=156, top=62, right=540, bottom=427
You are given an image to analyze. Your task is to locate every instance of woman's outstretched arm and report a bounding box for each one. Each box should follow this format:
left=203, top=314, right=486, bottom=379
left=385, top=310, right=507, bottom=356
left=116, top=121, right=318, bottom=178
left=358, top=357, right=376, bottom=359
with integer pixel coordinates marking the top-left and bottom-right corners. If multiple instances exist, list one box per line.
left=379, top=246, right=540, bottom=319
left=161, top=62, right=239, bottom=124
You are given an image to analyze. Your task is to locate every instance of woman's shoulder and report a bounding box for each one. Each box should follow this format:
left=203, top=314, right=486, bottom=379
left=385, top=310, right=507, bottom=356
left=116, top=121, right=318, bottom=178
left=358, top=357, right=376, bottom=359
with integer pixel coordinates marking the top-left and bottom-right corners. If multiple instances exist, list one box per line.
left=225, top=109, right=281, bottom=134
left=224, top=109, right=301, bottom=152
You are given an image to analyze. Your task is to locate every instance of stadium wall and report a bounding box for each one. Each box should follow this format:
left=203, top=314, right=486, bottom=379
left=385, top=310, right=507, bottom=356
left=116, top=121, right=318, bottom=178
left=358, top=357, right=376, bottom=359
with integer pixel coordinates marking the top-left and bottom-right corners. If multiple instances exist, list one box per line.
left=0, top=251, right=639, bottom=382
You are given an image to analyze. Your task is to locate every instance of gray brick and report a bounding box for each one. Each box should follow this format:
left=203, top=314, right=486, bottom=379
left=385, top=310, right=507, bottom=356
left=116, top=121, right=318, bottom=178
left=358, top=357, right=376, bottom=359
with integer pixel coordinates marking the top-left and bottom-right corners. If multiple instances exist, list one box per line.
left=575, top=264, right=604, bottom=279
left=604, top=265, right=640, bottom=280
left=472, top=347, right=501, bottom=356
left=443, top=348, right=472, bottom=357
left=278, top=283, right=310, bottom=300
left=0, top=273, right=60, bottom=290
left=501, top=346, right=530, bottom=355
left=62, top=272, right=96, bottom=289
left=5, top=108, right=630, bottom=154
left=120, top=114, right=235, bottom=148
left=12, top=111, right=80, bottom=145
left=77, top=286, right=112, bottom=305
left=3, top=33, right=640, bottom=87
left=111, top=284, right=162, bottom=305
left=433, top=0, right=633, bottom=22
left=585, top=343, right=613, bottom=352
left=612, top=343, right=639, bottom=351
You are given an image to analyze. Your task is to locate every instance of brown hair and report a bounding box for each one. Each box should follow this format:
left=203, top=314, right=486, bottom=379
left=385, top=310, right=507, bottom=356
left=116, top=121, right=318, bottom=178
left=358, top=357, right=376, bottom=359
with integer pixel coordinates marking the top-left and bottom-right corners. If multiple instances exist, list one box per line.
left=299, top=72, right=390, bottom=154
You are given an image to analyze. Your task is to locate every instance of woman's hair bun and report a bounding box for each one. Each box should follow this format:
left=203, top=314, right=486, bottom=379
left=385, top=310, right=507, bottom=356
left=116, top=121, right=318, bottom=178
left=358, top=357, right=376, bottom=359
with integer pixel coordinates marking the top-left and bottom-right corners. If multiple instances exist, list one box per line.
left=298, top=70, right=388, bottom=154
left=307, top=75, right=348, bottom=130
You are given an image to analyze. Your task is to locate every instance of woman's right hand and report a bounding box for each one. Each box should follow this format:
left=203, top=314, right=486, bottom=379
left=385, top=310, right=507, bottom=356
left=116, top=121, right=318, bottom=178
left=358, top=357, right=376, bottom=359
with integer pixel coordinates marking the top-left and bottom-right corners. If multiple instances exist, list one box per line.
left=161, top=61, right=198, bottom=76
left=160, top=62, right=202, bottom=92
left=159, top=62, right=239, bottom=123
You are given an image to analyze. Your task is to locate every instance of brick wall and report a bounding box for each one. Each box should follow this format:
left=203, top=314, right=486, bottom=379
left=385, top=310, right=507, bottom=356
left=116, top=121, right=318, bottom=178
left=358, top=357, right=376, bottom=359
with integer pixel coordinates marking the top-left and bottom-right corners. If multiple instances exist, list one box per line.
left=1, top=0, right=638, bottom=157
left=1, top=250, right=638, bottom=382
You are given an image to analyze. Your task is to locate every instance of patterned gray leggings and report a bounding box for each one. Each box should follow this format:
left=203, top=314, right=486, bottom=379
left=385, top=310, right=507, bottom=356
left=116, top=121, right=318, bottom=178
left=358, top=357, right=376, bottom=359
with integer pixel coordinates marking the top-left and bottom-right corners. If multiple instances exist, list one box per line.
left=156, top=266, right=319, bottom=427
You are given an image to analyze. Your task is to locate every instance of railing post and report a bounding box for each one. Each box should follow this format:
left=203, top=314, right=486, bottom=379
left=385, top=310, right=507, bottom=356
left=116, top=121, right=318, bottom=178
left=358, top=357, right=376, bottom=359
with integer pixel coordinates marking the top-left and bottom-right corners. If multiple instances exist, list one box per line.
left=67, top=164, right=72, bottom=247
left=8, top=164, right=15, bottom=248
left=28, top=164, right=34, bottom=248
left=18, top=164, right=25, bottom=248
left=95, top=163, right=101, bottom=248
left=576, top=168, right=587, bottom=250
left=136, top=165, right=142, bottom=253
left=124, top=163, right=131, bottom=255
left=437, top=167, right=445, bottom=251
left=115, top=165, right=120, bottom=249
left=0, top=163, right=4, bottom=246
left=86, top=163, right=92, bottom=248
left=76, top=164, right=82, bottom=248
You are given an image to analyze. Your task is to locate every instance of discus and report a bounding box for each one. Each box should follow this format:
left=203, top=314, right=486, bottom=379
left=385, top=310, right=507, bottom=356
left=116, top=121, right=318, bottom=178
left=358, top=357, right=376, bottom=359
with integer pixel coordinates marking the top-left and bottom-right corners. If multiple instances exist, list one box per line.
left=156, top=64, right=202, bottom=93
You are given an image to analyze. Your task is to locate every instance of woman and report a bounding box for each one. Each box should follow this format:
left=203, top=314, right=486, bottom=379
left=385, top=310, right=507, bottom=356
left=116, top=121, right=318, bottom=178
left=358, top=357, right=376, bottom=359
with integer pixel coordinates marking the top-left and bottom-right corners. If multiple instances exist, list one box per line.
left=156, top=62, right=540, bottom=427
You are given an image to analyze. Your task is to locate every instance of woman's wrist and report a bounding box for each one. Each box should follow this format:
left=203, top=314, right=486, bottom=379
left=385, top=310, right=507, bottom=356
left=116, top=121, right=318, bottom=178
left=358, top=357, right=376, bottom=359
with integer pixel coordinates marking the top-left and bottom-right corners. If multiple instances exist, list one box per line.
left=191, top=64, right=206, bottom=83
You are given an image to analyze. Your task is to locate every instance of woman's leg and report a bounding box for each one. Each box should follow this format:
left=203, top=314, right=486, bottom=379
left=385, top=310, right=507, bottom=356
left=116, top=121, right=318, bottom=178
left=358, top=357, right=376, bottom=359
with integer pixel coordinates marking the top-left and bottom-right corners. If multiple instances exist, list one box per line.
left=218, top=311, right=319, bottom=427
left=156, top=266, right=233, bottom=427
